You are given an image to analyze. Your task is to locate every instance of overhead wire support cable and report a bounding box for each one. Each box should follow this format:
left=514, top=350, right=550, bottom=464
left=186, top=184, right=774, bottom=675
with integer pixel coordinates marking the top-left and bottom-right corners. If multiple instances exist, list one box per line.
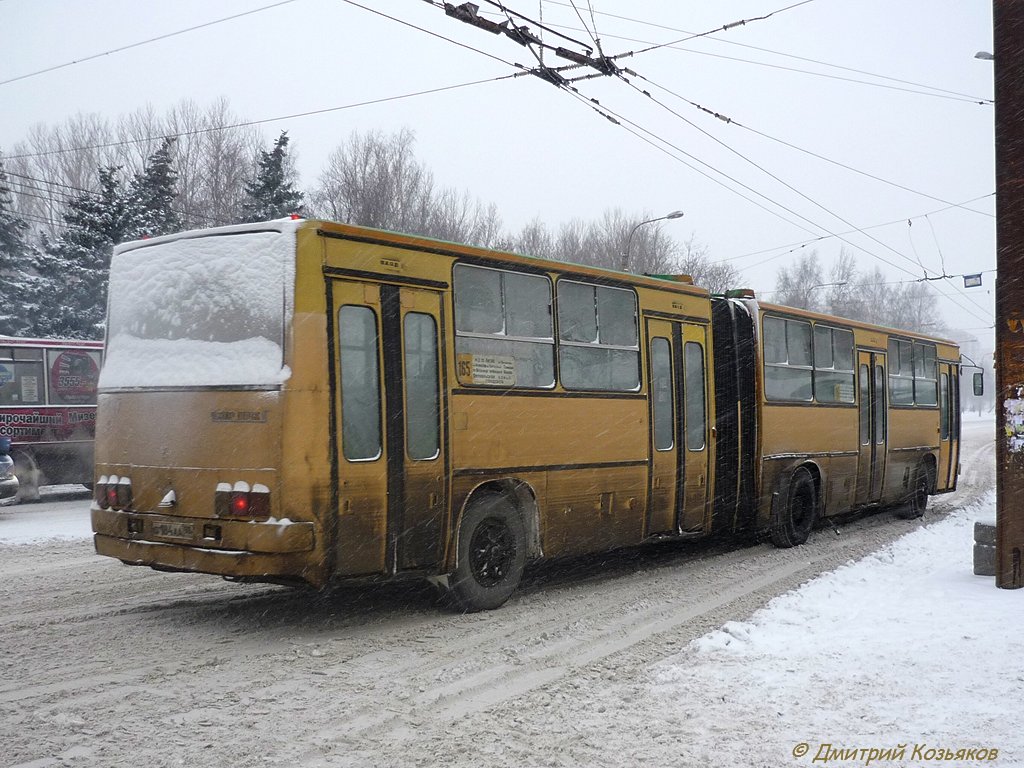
left=538, top=22, right=992, bottom=104
left=634, top=72, right=994, bottom=218
left=589, top=78, right=991, bottom=324
left=619, top=77, right=926, bottom=274
left=0, top=0, right=300, bottom=88
left=722, top=193, right=995, bottom=262
left=616, top=72, right=992, bottom=323
left=543, top=1, right=992, bottom=104
left=434, top=1, right=622, bottom=77
left=611, top=0, right=816, bottom=61
left=473, top=0, right=594, bottom=50
left=5, top=75, right=515, bottom=161
left=340, top=0, right=525, bottom=70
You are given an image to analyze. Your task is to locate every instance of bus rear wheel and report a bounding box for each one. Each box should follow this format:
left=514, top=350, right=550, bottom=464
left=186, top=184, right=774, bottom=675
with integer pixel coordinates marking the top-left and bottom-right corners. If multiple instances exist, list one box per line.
left=770, top=467, right=817, bottom=548
left=449, top=494, right=526, bottom=613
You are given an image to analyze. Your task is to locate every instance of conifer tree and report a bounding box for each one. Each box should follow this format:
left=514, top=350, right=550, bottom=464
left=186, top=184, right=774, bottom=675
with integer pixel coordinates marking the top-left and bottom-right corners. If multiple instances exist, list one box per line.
left=34, top=166, right=136, bottom=338
left=130, top=136, right=180, bottom=237
left=240, top=131, right=304, bottom=222
left=0, top=154, right=36, bottom=336
left=32, top=139, right=182, bottom=338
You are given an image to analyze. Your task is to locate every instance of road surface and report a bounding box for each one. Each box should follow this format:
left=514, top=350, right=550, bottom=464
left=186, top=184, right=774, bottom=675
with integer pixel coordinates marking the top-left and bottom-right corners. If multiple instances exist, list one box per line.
left=0, top=419, right=995, bottom=768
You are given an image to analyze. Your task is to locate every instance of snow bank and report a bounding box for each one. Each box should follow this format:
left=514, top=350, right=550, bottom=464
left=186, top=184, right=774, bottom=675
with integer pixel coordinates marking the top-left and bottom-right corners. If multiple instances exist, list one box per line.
left=656, top=491, right=1020, bottom=762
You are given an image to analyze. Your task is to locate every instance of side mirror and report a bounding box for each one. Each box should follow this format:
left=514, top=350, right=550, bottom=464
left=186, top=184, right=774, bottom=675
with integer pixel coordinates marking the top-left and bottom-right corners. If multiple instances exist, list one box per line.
left=973, top=372, right=984, bottom=397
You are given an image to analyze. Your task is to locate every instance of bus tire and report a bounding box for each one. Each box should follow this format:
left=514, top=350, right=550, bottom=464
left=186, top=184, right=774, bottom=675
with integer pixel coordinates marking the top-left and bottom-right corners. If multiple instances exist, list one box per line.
left=13, top=451, right=41, bottom=503
left=770, top=467, right=817, bottom=548
left=449, top=493, right=526, bottom=613
left=895, top=465, right=929, bottom=520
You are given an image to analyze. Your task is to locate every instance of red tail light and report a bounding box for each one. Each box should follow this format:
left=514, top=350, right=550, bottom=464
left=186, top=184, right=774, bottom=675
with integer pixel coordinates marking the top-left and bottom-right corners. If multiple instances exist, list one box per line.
left=216, top=482, right=270, bottom=519
left=103, top=475, right=133, bottom=510
left=95, top=476, right=109, bottom=509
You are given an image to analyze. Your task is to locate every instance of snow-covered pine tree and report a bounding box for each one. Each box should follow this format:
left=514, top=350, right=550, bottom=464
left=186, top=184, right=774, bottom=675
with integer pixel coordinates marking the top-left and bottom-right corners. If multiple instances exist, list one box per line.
left=130, top=136, right=180, bottom=238
left=32, top=139, right=183, bottom=339
left=0, top=154, right=37, bottom=336
left=240, top=131, right=304, bottom=223
left=34, top=166, right=138, bottom=339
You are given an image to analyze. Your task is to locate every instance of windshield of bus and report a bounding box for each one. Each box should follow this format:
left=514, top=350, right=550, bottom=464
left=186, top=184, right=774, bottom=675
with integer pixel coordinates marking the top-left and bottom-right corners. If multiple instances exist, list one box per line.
left=100, top=227, right=295, bottom=390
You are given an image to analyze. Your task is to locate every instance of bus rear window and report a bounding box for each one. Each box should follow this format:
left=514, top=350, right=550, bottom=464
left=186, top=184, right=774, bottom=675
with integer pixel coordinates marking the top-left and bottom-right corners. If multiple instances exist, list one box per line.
left=101, top=229, right=295, bottom=389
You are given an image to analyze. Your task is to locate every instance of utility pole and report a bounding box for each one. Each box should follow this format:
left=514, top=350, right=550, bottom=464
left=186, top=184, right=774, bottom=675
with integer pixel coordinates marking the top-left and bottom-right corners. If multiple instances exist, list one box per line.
left=993, top=0, right=1024, bottom=589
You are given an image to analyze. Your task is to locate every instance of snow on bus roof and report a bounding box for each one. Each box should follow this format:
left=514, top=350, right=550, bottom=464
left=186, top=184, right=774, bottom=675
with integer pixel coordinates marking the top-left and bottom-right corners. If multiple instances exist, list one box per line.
left=0, top=336, right=103, bottom=348
left=113, top=216, right=306, bottom=256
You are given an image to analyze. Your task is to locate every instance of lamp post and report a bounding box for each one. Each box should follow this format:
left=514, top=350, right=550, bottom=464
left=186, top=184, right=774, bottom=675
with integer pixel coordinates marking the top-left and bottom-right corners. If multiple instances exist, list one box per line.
left=622, top=210, right=684, bottom=271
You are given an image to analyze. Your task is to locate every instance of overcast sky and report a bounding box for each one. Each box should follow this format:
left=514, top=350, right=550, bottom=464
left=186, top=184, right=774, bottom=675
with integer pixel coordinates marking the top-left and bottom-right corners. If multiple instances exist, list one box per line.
left=0, top=0, right=997, bottom=348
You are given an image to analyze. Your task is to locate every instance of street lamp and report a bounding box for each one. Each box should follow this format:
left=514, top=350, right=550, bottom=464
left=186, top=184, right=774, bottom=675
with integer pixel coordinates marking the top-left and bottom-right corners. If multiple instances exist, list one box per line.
left=622, top=210, right=684, bottom=271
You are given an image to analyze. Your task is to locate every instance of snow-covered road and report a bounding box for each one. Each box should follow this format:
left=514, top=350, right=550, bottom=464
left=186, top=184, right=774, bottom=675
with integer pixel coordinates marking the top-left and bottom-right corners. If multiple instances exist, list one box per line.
left=0, top=418, right=1009, bottom=768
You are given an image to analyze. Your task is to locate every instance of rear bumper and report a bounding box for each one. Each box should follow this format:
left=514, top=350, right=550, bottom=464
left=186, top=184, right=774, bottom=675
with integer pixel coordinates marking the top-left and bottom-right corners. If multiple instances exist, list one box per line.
left=91, top=507, right=324, bottom=586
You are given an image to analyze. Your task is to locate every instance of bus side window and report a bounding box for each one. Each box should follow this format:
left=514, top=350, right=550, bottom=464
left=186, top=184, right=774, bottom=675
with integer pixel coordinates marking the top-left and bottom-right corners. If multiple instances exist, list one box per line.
left=453, top=264, right=555, bottom=388
left=404, top=313, right=440, bottom=461
left=859, top=364, right=870, bottom=445
left=762, top=316, right=812, bottom=402
left=813, top=326, right=855, bottom=403
left=940, top=373, right=950, bottom=440
left=557, top=281, right=639, bottom=392
left=0, top=348, right=44, bottom=406
left=339, top=305, right=382, bottom=462
left=650, top=337, right=673, bottom=451
left=914, top=343, right=938, bottom=406
left=887, top=339, right=914, bottom=405
left=684, top=342, right=706, bottom=451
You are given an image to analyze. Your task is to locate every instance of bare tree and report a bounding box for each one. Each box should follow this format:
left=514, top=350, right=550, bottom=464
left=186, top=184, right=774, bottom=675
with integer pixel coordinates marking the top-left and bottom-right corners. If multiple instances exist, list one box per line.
left=676, top=236, right=742, bottom=294
left=774, top=251, right=826, bottom=312
left=311, top=128, right=434, bottom=232
left=311, top=128, right=504, bottom=247
left=8, top=99, right=261, bottom=235
left=510, top=217, right=556, bottom=259
left=8, top=114, right=115, bottom=237
left=773, top=249, right=947, bottom=334
left=162, top=98, right=260, bottom=228
left=825, top=247, right=862, bottom=318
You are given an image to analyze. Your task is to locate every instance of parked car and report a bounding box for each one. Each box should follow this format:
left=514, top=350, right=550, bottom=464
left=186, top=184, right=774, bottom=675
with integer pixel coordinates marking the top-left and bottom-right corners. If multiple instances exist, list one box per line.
left=0, top=437, right=19, bottom=501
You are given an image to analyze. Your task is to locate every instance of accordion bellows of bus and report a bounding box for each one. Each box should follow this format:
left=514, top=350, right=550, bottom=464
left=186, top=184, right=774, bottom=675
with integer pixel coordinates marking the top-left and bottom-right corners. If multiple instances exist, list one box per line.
left=90, top=218, right=962, bottom=612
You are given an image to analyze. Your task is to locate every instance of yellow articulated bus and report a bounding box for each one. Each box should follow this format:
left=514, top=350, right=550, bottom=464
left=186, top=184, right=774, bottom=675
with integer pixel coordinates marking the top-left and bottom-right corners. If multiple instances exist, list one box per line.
left=91, top=218, right=960, bottom=611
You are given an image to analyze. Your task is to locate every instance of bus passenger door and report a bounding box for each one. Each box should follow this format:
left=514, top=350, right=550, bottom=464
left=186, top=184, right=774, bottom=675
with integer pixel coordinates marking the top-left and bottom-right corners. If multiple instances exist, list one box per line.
left=331, top=280, right=447, bottom=577
left=936, top=363, right=959, bottom=491
left=855, top=350, right=887, bottom=506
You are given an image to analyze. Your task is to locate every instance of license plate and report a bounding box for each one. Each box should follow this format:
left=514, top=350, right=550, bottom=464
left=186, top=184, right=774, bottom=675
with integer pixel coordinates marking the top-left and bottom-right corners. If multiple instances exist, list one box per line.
left=151, top=521, right=195, bottom=540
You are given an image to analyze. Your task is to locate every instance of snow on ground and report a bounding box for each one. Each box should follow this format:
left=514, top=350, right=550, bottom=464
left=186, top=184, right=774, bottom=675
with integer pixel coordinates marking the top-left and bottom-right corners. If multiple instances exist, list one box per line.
left=0, top=488, right=92, bottom=545
left=2, top=418, right=1016, bottom=766
left=654, top=490, right=1020, bottom=766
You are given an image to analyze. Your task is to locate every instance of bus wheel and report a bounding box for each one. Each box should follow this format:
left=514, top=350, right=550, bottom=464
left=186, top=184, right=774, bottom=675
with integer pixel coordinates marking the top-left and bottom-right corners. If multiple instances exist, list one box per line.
left=13, top=452, right=41, bottom=503
left=449, top=494, right=526, bottom=613
left=770, top=468, right=817, bottom=548
left=895, top=466, right=929, bottom=520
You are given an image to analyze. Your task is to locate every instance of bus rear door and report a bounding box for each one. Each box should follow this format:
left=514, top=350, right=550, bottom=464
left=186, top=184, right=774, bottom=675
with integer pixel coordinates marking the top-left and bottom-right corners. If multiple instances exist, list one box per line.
left=936, top=362, right=960, bottom=491
left=855, top=350, right=887, bottom=506
left=645, top=319, right=710, bottom=536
